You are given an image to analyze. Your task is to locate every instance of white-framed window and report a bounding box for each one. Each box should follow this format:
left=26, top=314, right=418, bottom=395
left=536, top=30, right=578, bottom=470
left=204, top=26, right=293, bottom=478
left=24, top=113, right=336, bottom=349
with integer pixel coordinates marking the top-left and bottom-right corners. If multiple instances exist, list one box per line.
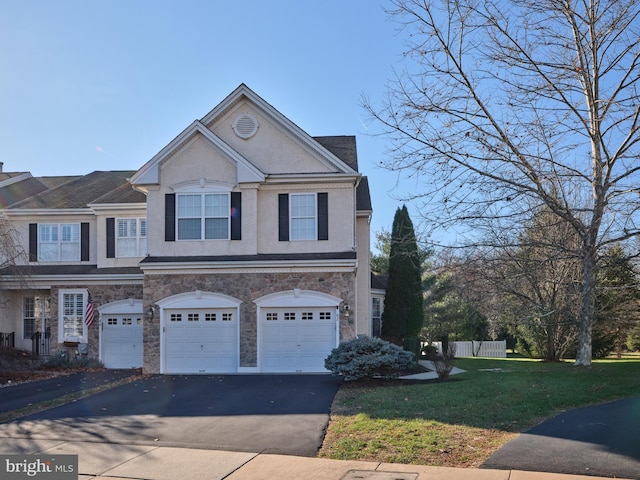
left=58, top=289, right=88, bottom=343
left=177, top=193, right=230, bottom=240
left=116, top=218, right=147, bottom=257
left=372, top=296, right=383, bottom=337
left=39, top=224, right=80, bottom=261
left=290, top=193, right=316, bottom=240
left=23, top=296, right=50, bottom=339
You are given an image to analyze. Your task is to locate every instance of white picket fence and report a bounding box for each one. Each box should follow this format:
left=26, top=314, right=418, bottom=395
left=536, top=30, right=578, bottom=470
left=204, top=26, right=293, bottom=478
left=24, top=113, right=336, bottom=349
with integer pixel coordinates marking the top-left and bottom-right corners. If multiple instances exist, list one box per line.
left=431, top=340, right=506, bottom=358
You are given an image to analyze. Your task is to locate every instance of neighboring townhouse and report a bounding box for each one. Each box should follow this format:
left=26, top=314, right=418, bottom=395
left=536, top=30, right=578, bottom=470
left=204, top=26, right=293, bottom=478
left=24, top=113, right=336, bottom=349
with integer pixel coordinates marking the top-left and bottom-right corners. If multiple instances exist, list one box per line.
left=0, top=84, right=374, bottom=374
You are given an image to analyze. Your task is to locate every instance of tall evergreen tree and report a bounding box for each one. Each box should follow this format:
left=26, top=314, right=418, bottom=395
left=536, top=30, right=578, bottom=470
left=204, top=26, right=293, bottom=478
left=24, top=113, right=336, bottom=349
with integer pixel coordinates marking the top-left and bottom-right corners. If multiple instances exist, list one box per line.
left=381, top=205, right=424, bottom=341
left=594, top=246, right=640, bottom=358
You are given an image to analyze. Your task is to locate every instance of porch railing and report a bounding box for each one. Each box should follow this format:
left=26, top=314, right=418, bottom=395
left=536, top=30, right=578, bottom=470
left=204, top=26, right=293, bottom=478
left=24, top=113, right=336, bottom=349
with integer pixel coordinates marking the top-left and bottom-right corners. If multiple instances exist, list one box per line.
left=0, top=332, right=15, bottom=348
left=32, top=327, right=51, bottom=356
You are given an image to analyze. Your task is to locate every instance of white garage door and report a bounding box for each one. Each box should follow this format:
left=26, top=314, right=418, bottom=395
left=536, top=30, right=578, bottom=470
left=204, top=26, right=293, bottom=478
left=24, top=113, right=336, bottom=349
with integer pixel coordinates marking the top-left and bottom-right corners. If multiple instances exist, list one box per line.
left=164, top=308, right=238, bottom=374
left=261, top=307, right=337, bottom=373
left=102, top=315, right=143, bottom=369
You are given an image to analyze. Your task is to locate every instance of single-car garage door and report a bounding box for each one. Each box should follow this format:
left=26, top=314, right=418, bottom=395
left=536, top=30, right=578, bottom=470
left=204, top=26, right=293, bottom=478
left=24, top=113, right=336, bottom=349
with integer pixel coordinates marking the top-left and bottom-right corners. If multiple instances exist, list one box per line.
left=164, top=308, right=238, bottom=374
left=102, top=315, right=144, bottom=369
left=261, top=307, right=337, bottom=373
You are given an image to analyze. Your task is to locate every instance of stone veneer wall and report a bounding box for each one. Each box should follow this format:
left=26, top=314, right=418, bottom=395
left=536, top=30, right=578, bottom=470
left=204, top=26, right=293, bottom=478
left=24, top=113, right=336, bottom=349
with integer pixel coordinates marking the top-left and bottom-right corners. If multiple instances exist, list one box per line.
left=49, top=284, right=144, bottom=361
left=143, top=271, right=356, bottom=374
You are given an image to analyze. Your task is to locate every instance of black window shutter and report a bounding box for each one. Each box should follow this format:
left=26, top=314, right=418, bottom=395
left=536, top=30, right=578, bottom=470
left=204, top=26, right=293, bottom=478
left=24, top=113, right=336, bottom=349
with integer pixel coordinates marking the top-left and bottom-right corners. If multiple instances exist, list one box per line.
left=165, top=194, right=176, bottom=242
left=230, top=192, right=242, bottom=240
left=80, top=222, right=89, bottom=262
left=317, top=193, right=328, bottom=241
left=28, top=224, right=37, bottom=262
left=81, top=223, right=90, bottom=261
left=278, top=194, right=289, bottom=241
left=106, top=218, right=115, bottom=258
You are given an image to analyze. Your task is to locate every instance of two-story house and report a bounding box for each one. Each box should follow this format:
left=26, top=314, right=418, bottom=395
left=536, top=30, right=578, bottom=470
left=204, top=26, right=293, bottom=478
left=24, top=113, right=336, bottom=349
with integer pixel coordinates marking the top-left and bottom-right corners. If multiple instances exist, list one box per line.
left=0, top=84, right=373, bottom=374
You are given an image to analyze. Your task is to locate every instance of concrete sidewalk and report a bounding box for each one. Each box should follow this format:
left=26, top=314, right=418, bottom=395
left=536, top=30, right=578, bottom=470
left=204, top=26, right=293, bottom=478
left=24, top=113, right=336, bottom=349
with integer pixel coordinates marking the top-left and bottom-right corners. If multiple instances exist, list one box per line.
left=1, top=438, right=631, bottom=480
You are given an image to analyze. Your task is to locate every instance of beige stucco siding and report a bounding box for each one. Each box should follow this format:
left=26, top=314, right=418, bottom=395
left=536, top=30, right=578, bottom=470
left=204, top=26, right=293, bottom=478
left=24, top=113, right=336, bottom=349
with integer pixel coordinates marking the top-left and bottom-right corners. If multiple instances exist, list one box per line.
left=209, top=102, right=336, bottom=174
left=159, top=135, right=238, bottom=186
left=8, top=214, right=97, bottom=266
left=0, top=291, right=27, bottom=350
left=94, top=206, right=147, bottom=269
left=256, top=184, right=356, bottom=254
left=355, top=214, right=372, bottom=336
left=143, top=121, right=358, bottom=257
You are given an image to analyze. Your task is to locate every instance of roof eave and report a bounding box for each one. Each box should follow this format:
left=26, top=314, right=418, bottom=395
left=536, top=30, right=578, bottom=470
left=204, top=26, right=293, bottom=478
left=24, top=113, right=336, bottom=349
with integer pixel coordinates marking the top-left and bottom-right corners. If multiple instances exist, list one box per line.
left=1, top=208, right=93, bottom=217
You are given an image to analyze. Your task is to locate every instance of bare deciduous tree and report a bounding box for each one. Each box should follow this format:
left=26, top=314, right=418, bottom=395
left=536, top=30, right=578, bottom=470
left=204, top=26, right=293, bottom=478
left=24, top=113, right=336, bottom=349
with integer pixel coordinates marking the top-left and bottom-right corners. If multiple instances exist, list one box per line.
left=0, top=215, right=25, bottom=274
left=364, top=0, right=640, bottom=365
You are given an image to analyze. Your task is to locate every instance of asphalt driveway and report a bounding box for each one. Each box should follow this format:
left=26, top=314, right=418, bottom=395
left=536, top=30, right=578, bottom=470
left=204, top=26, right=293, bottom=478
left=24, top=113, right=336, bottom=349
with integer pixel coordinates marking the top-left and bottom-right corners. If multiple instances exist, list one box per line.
left=0, top=373, right=342, bottom=457
left=482, top=396, right=640, bottom=479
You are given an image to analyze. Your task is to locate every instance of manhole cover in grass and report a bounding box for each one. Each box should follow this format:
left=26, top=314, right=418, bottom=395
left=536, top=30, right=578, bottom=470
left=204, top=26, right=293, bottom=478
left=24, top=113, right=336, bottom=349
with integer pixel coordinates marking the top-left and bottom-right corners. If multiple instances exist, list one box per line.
left=341, top=471, right=418, bottom=480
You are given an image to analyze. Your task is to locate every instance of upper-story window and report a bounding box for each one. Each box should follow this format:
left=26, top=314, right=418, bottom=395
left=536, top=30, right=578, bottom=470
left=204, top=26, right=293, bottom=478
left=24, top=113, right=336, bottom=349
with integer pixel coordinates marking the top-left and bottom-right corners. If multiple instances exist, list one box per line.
left=290, top=194, right=317, bottom=240
left=278, top=192, right=328, bottom=242
left=177, top=193, right=230, bottom=240
left=29, top=222, right=89, bottom=263
left=117, top=218, right=147, bottom=257
left=39, top=224, right=80, bottom=261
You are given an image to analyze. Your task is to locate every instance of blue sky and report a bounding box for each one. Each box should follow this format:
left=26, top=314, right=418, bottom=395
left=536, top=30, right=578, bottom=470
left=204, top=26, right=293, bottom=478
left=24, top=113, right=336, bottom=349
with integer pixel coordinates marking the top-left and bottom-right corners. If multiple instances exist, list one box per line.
left=0, top=0, right=420, bottom=246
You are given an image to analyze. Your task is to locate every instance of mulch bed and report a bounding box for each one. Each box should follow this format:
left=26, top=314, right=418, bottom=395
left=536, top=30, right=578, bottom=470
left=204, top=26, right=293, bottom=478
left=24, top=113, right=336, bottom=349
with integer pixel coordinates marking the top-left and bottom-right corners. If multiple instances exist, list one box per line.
left=0, top=346, right=86, bottom=386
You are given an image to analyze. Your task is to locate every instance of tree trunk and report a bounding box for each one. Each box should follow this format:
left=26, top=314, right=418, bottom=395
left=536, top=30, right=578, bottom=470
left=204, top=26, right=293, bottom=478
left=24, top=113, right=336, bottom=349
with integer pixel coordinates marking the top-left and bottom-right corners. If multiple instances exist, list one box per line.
left=575, top=247, right=597, bottom=366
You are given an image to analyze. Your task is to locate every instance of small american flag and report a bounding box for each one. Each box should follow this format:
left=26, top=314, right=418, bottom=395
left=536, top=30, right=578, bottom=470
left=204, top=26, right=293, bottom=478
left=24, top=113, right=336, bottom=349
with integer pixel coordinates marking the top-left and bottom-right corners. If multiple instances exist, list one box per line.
left=85, top=293, right=95, bottom=327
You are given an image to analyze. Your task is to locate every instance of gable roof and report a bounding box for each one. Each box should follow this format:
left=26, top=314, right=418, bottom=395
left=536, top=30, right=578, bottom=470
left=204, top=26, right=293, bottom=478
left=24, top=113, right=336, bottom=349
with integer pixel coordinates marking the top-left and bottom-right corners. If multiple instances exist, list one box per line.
left=7, top=171, right=144, bottom=209
left=131, top=84, right=361, bottom=188
left=129, top=120, right=266, bottom=185
left=201, top=84, right=358, bottom=175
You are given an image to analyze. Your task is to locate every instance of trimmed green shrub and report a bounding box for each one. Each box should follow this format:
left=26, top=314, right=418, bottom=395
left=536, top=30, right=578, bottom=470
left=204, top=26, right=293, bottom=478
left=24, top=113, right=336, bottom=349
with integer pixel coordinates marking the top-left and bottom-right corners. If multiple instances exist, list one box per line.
left=403, top=336, right=421, bottom=358
left=324, top=336, right=414, bottom=380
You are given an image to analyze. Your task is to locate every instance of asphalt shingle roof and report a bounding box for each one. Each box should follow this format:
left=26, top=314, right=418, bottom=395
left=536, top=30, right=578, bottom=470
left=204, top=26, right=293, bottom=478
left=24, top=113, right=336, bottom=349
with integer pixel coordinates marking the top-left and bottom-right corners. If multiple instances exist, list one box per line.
left=0, top=265, right=143, bottom=276
left=8, top=171, right=143, bottom=209
left=313, top=135, right=359, bottom=171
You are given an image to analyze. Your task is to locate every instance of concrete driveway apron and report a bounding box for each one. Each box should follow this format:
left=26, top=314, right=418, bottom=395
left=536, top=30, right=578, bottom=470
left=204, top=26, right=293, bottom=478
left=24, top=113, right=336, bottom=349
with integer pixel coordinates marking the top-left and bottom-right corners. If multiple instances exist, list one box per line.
left=0, top=374, right=342, bottom=457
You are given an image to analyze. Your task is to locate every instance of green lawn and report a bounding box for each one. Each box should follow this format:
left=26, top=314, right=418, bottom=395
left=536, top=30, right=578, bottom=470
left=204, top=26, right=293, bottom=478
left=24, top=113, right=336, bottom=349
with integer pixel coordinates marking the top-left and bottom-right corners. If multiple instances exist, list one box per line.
left=319, top=355, right=640, bottom=467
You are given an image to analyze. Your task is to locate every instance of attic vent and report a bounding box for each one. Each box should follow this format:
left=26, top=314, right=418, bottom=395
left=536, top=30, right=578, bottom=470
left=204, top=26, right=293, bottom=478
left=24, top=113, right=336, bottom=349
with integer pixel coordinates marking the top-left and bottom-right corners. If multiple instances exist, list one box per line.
left=232, top=112, right=259, bottom=139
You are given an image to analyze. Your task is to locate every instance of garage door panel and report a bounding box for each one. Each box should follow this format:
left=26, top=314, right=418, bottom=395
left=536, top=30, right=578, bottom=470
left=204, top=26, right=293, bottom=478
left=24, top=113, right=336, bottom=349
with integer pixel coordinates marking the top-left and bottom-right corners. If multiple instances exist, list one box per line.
left=299, top=323, right=334, bottom=340
left=201, top=354, right=237, bottom=370
left=164, top=308, right=238, bottom=374
left=279, top=325, right=299, bottom=339
left=300, top=340, right=332, bottom=354
left=102, top=316, right=144, bottom=369
left=263, top=353, right=298, bottom=370
left=297, top=356, right=326, bottom=370
left=261, top=307, right=336, bottom=373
